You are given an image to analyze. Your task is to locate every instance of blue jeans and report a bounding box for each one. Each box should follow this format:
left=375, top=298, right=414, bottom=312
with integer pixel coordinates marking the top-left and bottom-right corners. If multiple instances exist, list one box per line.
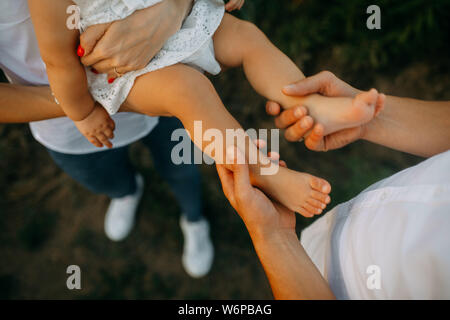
left=47, top=117, right=203, bottom=222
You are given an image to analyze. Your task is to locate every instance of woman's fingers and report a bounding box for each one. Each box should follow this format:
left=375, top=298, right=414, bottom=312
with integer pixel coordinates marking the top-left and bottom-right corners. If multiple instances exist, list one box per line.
left=87, top=58, right=116, bottom=75
left=225, top=0, right=240, bottom=11
left=79, top=23, right=111, bottom=59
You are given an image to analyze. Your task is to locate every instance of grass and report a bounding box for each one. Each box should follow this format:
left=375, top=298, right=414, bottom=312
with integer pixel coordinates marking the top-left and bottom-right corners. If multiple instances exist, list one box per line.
left=0, top=1, right=448, bottom=299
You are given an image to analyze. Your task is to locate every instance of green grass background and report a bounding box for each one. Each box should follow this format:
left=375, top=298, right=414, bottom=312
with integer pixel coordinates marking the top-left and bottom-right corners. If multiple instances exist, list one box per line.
left=0, top=0, right=449, bottom=299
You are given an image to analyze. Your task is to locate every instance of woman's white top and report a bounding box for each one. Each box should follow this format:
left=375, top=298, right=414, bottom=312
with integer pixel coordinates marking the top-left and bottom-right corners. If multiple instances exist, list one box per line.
left=0, top=0, right=158, bottom=154
left=301, top=150, right=450, bottom=299
left=75, top=0, right=225, bottom=115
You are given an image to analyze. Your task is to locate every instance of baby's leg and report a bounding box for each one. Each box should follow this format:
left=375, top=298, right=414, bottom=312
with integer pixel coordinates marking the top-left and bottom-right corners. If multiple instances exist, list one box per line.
left=123, top=64, right=331, bottom=217
left=213, top=14, right=378, bottom=136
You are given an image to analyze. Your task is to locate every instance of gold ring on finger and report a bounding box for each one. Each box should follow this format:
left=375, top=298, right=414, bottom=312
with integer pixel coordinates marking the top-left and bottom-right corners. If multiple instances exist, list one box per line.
left=114, top=67, right=124, bottom=78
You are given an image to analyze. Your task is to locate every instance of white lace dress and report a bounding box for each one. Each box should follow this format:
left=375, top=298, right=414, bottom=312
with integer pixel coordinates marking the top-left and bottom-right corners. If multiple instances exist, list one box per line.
left=74, top=0, right=225, bottom=115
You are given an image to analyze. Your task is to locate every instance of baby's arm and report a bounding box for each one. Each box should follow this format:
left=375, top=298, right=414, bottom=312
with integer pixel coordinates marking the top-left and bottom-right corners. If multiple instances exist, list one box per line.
left=28, top=0, right=114, bottom=148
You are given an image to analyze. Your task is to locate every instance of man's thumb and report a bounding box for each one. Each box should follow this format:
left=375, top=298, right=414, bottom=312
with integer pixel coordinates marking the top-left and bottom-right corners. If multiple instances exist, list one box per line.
left=283, top=71, right=330, bottom=96
left=226, top=146, right=252, bottom=196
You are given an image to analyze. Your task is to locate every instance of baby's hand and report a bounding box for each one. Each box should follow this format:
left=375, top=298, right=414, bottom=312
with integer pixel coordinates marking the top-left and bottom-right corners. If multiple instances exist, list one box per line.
left=225, top=0, right=245, bottom=12
left=74, top=103, right=116, bottom=148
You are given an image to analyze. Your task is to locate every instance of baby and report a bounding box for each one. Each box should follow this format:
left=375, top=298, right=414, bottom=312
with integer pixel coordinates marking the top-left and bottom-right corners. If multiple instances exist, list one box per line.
left=29, top=0, right=381, bottom=218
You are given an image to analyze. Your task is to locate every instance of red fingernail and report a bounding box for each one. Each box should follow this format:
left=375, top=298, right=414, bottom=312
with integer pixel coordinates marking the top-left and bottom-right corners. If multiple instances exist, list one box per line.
left=108, top=78, right=115, bottom=84
left=91, top=68, right=99, bottom=74
left=77, top=45, right=85, bottom=57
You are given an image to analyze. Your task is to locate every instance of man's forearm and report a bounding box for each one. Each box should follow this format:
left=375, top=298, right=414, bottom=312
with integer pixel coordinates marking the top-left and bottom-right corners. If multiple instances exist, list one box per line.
left=362, top=96, right=450, bottom=157
left=250, top=230, right=335, bottom=300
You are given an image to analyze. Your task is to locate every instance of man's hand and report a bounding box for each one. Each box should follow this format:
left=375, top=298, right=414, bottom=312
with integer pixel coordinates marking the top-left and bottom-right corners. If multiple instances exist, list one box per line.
left=216, top=146, right=295, bottom=239
left=79, top=0, right=193, bottom=79
left=74, top=103, right=116, bottom=148
left=266, top=71, right=385, bottom=151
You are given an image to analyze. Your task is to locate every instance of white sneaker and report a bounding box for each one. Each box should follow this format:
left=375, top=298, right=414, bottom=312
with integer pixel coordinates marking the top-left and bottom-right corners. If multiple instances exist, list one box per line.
left=104, top=174, right=144, bottom=242
left=180, top=216, right=214, bottom=278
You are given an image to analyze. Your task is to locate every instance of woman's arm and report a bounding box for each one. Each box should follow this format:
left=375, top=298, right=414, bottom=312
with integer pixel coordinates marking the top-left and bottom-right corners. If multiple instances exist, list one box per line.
left=28, top=0, right=95, bottom=121
left=216, top=149, right=335, bottom=300
left=0, top=84, right=64, bottom=123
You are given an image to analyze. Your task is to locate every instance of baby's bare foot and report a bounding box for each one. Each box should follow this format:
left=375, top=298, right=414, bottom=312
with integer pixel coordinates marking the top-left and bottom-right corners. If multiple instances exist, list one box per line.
left=303, top=89, right=379, bottom=136
left=256, top=166, right=331, bottom=218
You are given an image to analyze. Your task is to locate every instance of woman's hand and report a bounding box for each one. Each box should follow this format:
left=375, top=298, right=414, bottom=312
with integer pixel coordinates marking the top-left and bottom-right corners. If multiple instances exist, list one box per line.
left=225, top=0, right=245, bottom=12
left=267, top=71, right=385, bottom=151
left=79, top=0, right=193, bottom=79
left=216, top=146, right=295, bottom=239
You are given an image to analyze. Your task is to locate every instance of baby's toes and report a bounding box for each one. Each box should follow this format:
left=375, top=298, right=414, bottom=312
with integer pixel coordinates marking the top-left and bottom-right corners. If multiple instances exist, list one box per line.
left=354, top=88, right=378, bottom=109
left=302, top=203, right=323, bottom=216
left=298, top=206, right=315, bottom=218
left=309, top=176, right=331, bottom=194
left=311, top=190, right=331, bottom=204
left=307, top=198, right=327, bottom=211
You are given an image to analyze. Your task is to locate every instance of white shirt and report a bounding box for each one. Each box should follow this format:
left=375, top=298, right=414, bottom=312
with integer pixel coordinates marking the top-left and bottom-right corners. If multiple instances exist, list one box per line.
left=0, top=0, right=158, bottom=154
left=301, top=150, right=450, bottom=299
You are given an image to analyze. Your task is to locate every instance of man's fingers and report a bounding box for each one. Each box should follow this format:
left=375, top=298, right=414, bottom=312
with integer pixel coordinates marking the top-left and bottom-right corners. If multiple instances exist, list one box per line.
left=274, top=106, right=307, bottom=129
left=266, top=101, right=281, bottom=116
left=268, top=151, right=280, bottom=161
left=304, top=123, right=326, bottom=151
left=216, top=164, right=236, bottom=207
left=283, top=71, right=334, bottom=96
left=254, top=139, right=267, bottom=150
left=226, top=146, right=252, bottom=201
left=284, top=116, right=314, bottom=142
left=374, top=93, right=386, bottom=117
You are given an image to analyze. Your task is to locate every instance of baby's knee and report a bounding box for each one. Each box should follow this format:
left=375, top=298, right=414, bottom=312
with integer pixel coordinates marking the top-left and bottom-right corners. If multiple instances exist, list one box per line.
left=170, top=64, right=215, bottom=99
left=152, top=64, right=217, bottom=116
left=221, top=13, right=264, bottom=43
